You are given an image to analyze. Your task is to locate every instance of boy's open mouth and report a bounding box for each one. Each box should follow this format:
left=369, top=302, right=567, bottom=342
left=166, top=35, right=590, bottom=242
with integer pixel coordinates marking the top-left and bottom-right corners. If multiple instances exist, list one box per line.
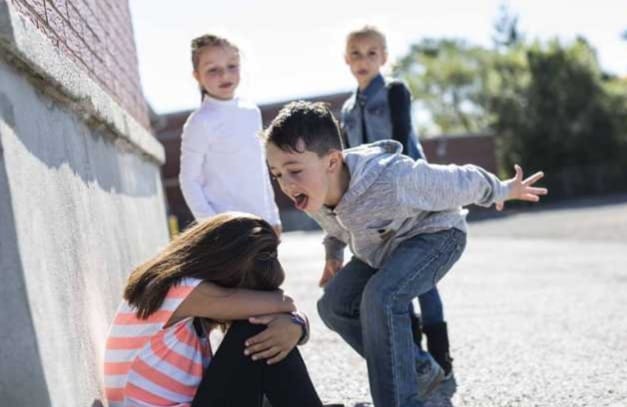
left=293, top=193, right=309, bottom=211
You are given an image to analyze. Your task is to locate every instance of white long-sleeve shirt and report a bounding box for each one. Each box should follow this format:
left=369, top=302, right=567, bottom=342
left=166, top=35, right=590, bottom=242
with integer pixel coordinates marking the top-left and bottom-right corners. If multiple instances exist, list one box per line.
left=179, top=95, right=281, bottom=226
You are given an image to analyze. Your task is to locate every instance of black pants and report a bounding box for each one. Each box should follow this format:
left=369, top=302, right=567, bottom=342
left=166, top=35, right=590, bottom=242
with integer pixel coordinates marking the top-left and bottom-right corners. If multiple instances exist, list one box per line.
left=191, top=321, right=323, bottom=407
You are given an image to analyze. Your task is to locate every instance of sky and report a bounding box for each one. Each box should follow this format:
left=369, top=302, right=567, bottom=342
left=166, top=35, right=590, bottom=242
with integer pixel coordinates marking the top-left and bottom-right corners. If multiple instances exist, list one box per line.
left=129, top=0, right=627, bottom=114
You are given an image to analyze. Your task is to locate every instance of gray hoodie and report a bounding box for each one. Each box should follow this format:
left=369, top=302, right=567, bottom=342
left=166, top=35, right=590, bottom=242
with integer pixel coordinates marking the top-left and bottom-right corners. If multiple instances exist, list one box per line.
left=310, top=140, right=511, bottom=268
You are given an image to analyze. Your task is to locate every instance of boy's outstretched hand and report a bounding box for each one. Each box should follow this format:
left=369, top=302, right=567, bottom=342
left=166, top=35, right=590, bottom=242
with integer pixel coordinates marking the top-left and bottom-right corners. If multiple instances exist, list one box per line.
left=496, top=164, right=548, bottom=211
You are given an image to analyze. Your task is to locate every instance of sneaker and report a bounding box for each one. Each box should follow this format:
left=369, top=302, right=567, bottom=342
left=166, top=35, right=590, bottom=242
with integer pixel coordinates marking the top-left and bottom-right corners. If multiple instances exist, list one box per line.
left=423, top=322, right=454, bottom=380
left=416, top=354, right=445, bottom=400
left=442, top=363, right=454, bottom=380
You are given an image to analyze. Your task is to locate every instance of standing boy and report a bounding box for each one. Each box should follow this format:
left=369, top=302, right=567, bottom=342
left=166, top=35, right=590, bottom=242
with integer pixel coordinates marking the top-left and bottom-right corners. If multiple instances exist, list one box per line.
left=263, top=101, right=547, bottom=407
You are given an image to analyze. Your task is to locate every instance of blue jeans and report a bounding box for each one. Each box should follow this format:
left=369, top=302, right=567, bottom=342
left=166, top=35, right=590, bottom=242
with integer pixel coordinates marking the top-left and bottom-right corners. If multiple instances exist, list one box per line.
left=318, top=229, right=466, bottom=407
left=416, top=288, right=443, bottom=327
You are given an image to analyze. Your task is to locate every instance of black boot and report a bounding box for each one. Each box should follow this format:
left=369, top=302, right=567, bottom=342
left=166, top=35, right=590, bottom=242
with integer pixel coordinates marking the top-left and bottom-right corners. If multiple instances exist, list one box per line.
left=410, top=311, right=423, bottom=350
left=423, top=321, right=453, bottom=379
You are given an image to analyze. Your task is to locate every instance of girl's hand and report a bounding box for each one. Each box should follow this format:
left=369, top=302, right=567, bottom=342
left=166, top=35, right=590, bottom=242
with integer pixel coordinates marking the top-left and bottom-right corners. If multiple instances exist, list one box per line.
left=496, top=164, right=548, bottom=211
left=319, top=259, right=343, bottom=287
left=272, top=225, right=282, bottom=238
left=244, top=314, right=302, bottom=364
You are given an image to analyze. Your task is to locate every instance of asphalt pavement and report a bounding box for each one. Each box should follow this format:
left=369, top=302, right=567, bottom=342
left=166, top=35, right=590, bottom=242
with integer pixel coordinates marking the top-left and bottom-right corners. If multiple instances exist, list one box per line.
left=278, top=196, right=627, bottom=407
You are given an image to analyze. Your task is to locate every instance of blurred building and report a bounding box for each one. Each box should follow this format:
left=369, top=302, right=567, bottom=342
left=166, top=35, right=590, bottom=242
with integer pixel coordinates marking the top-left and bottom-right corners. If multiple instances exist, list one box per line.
left=154, top=93, right=497, bottom=231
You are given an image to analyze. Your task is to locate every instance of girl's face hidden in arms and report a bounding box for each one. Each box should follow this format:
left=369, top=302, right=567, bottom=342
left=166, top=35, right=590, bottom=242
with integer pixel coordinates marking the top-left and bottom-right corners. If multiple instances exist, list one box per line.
left=194, top=45, right=240, bottom=100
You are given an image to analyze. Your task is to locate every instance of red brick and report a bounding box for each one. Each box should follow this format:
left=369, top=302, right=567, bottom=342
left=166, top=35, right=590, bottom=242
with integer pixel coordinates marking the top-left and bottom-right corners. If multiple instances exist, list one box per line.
left=12, top=0, right=150, bottom=127
left=39, top=20, right=62, bottom=47
left=82, top=22, right=98, bottom=44
left=22, top=0, right=46, bottom=19
left=44, top=2, right=66, bottom=42
left=89, top=17, right=105, bottom=43
left=10, top=1, right=36, bottom=25
left=64, top=23, right=80, bottom=50
left=48, top=0, right=69, bottom=19
left=66, top=2, right=85, bottom=37
left=93, top=61, right=112, bottom=87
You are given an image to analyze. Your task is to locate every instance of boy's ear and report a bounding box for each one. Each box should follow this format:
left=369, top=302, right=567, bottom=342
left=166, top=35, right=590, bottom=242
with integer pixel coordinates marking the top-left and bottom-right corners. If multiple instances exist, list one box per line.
left=382, top=51, right=388, bottom=66
left=327, top=150, right=344, bottom=172
left=193, top=70, right=201, bottom=84
left=344, top=52, right=351, bottom=66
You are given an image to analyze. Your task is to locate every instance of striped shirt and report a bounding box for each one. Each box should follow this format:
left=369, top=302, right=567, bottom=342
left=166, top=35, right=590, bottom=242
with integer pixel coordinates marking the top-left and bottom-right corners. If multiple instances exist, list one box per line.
left=104, top=278, right=212, bottom=407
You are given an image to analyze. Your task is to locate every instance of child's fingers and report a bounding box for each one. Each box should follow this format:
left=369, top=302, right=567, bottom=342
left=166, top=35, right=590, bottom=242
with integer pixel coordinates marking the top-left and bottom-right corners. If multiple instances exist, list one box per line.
left=514, top=164, right=523, bottom=180
left=522, top=171, right=544, bottom=186
left=521, top=193, right=540, bottom=202
left=249, top=315, right=274, bottom=325
left=319, top=269, right=333, bottom=287
left=245, top=330, right=272, bottom=347
left=266, top=350, right=288, bottom=365
left=526, top=186, right=548, bottom=195
left=250, top=346, right=281, bottom=361
left=245, top=337, right=277, bottom=355
left=496, top=201, right=504, bottom=211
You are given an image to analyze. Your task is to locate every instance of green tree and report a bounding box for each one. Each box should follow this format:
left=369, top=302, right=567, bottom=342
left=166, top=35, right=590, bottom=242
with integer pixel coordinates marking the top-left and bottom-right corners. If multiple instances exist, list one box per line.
left=493, top=38, right=627, bottom=194
left=393, top=39, right=495, bottom=135
left=395, top=31, right=627, bottom=195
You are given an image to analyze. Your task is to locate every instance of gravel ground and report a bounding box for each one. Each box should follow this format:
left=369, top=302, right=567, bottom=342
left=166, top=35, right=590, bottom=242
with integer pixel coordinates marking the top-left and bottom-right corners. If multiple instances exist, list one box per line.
left=277, top=196, right=627, bottom=407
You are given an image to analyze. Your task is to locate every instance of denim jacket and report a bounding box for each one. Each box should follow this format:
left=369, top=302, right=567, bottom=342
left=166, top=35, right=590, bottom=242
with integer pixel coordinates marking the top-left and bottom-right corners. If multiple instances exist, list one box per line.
left=340, top=75, right=424, bottom=160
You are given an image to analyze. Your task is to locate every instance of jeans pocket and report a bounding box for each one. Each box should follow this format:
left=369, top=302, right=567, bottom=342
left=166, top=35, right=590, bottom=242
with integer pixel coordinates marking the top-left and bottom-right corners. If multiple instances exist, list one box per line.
left=432, top=232, right=466, bottom=285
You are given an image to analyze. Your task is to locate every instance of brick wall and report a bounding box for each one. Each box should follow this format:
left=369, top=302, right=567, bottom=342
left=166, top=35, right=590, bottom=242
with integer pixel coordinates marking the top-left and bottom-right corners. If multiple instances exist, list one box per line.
left=10, top=0, right=149, bottom=127
left=423, top=134, right=497, bottom=173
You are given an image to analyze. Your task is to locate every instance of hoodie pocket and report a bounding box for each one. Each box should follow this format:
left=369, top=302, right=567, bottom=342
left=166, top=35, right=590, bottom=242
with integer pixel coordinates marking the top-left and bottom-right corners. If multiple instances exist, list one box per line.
left=366, top=219, right=396, bottom=241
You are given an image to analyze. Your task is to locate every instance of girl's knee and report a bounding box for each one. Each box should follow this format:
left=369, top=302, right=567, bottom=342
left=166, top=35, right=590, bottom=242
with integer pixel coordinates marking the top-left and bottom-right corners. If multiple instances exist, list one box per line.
left=227, top=320, right=265, bottom=340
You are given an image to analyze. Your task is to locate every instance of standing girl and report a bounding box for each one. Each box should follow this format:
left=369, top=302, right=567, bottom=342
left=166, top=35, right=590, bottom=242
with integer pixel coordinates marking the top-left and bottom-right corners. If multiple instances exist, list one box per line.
left=179, top=34, right=281, bottom=234
left=104, top=212, right=340, bottom=407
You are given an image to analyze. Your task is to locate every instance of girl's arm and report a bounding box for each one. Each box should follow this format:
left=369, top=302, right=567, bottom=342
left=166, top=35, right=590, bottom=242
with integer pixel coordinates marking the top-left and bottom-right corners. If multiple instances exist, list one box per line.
left=263, top=169, right=282, bottom=229
left=179, top=118, right=217, bottom=219
left=255, top=107, right=282, bottom=229
left=388, top=82, right=412, bottom=154
left=170, top=281, right=295, bottom=324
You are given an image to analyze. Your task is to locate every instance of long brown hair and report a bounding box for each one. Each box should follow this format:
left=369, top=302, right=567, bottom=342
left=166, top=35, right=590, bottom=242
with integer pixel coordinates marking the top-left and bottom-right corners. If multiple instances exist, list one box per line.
left=124, top=212, right=284, bottom=319
left=190, top=34, right=239, bottom=101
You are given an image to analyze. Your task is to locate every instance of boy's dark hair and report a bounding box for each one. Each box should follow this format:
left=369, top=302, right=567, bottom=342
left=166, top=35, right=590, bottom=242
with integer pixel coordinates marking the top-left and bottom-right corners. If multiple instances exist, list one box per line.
left=263, top=101, right=344, bottom=156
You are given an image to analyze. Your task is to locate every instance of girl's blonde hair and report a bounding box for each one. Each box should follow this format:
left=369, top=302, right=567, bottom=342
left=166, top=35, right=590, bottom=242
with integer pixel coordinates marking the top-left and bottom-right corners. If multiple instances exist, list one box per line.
left=346, top=25, right=388, bottom=53
left=190, top=34, right=239, bottom=100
